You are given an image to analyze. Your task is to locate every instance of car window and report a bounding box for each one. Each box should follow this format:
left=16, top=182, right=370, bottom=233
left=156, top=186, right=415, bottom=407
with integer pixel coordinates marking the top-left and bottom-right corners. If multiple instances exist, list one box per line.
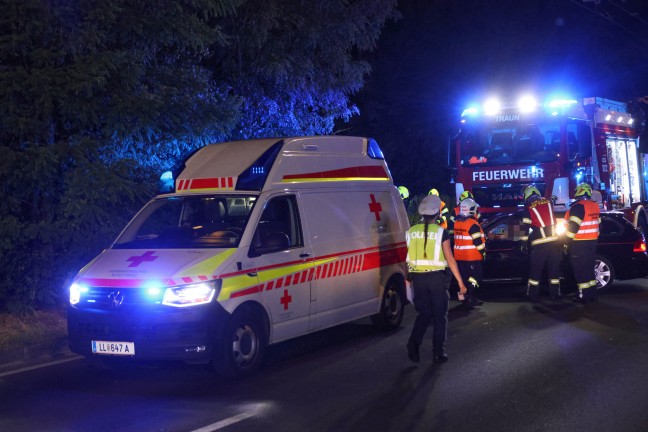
left=599, top=217, right=623, bottom=238
left=486, top=216, right=524, bottom=241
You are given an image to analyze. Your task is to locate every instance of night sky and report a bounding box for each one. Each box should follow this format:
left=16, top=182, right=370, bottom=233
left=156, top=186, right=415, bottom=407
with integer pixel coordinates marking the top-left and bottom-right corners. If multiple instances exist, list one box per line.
left=346, top=0, right=648, bottom=196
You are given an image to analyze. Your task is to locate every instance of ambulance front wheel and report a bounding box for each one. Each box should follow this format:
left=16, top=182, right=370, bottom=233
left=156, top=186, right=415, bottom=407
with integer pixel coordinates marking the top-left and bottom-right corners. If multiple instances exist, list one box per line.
left=215, top=306, right=267, bottom=379
left=371, top=277, right=405, bottom=331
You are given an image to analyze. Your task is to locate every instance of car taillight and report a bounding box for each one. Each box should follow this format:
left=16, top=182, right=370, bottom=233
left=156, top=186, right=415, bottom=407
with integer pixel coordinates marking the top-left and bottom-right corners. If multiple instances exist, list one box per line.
left=633, top=239, right=647, bottom=253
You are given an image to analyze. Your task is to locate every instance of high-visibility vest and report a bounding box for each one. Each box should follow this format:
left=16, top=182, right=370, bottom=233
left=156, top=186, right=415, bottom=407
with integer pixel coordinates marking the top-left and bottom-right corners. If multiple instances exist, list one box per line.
left=437, top=202, right=449, bottom=229
left=522, top=198, right=558, bottom=245
left=406, top=223, right=447, bottom=272
left=454, top=217, right=485, bottom=261
left=566, top=200, right=600, bottom=241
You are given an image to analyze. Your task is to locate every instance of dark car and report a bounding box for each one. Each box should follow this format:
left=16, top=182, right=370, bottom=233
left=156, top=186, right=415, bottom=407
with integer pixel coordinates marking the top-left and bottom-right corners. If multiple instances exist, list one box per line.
left=481, top=210, right=648, bottom=291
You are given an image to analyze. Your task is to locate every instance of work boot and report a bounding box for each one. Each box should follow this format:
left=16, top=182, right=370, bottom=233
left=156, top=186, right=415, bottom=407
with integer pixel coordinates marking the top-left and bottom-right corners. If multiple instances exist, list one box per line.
left=407, top=340, right=420, bottom=363
left=433, top=352, right=448, bottom=364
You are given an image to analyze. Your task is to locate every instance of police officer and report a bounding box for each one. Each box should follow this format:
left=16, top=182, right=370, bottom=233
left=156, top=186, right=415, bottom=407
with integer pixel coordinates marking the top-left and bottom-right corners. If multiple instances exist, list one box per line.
left=565, top=183, right=600, bottom=304
left=521, top=185, right=561, bottom=301
left=428, top=188, right=450, bottom=229
left=406, top=195, right=467, bottom=364
left=453, top=198, right=485, bottom=308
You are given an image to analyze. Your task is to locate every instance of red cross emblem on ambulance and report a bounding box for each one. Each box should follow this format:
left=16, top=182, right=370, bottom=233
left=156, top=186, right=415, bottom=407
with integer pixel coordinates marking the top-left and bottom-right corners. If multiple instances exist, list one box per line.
left=368, top=194, right=383, bottom=221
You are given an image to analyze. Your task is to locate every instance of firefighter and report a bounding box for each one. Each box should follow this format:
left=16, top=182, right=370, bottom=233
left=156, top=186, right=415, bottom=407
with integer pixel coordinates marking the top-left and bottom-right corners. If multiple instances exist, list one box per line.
left=398, top=186, right=410, bottom=200
left=450, top=190, right=481, bottom=229
left=564, top=183, right=600, bottom=304
left=521, top=185, right=561, bottom=301
left=453, top=198, right=485, bottom=308
left=428, top=188, right=450, bottom=229
left=406, top=195, right=467, bottom=364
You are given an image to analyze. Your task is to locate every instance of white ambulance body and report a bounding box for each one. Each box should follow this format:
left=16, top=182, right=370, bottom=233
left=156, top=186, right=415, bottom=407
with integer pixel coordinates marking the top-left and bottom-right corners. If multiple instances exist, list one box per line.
left=68, top=136, right=409, bottom=377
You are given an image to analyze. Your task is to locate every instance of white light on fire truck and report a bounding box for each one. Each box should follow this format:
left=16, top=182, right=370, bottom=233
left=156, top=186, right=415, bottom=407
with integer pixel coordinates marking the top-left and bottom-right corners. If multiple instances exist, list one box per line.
left=617, top=116, right=623, bottom=123
left=518, top=95, right=537, bottom=113
left=629, top=118, right=634, bottom=125
left=605, top=114, right=612, bottom=121
left=484, top=98, right=501, bottom=116
left=162, top=280, right=220, bottom=307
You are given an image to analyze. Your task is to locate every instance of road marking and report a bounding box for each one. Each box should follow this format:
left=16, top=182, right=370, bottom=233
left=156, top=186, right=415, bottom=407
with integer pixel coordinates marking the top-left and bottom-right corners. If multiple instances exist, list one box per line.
left=190, top=412, right=256, bottom=431
left=0, top=356, right=82, bottom=378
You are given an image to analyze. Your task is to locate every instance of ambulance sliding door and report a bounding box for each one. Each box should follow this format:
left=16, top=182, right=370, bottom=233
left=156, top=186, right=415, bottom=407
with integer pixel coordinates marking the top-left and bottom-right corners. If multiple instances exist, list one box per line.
left=298, top=189, right=397, bottom=331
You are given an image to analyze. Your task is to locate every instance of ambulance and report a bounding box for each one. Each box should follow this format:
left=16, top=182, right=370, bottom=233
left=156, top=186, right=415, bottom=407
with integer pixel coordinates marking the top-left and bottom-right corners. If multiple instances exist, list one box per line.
left=67, top=136, right=410, bottom=377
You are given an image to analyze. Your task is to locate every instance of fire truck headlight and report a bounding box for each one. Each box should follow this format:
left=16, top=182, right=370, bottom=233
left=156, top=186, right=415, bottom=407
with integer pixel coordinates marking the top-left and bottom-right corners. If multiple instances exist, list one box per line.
left=69, top=283, right=88, bottom=305
left=518, top=95, right=537, bottom=113
left=162, top=280, right=220, bottom=307
left=484, top=98, right=501, bottom=116
left=556, top=222, right=566, bottom=236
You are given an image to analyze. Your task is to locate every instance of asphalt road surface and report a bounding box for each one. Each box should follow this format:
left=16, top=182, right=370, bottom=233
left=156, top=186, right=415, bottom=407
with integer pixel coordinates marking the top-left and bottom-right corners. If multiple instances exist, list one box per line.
left=1, top=279, right=648, bottom=432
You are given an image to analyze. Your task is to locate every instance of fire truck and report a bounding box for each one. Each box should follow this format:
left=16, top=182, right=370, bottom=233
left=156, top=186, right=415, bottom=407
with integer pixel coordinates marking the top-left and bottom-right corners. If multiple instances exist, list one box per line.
left=449, top=95, right=648, bottom=233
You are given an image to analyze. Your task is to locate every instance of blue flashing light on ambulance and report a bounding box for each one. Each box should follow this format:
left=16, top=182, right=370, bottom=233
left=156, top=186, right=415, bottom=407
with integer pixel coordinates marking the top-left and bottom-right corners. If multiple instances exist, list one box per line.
left=67, top=136, right=410, bottom=378
left=449, top=95, right=648, bottom=233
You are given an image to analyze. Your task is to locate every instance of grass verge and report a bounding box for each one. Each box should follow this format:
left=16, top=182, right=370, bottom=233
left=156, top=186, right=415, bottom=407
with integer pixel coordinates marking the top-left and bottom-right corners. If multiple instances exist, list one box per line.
left=0, top=308, right=68, bottom=353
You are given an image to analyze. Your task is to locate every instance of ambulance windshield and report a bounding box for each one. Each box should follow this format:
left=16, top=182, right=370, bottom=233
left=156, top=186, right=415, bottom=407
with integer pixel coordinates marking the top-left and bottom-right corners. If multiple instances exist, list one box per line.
left=113, top=195, right=257, bottom=249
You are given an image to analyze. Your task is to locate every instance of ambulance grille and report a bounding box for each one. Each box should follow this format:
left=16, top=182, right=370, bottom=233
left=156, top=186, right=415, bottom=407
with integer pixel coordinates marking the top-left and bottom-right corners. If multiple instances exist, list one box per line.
left=76, top=287, right=158, bottom=309
left=73, top=321, right=208, bottom=340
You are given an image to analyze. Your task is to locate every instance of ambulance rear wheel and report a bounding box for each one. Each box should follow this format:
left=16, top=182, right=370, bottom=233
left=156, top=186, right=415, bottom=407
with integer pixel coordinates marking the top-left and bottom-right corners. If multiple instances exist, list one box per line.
left=371, top=277, right=405, bottom=331
left=215, top=307, right=266, bottom=379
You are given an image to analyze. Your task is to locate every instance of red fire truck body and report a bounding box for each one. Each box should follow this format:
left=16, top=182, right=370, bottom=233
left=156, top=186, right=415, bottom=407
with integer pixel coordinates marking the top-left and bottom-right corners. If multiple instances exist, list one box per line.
left=451, top=96, right=648, bottom=232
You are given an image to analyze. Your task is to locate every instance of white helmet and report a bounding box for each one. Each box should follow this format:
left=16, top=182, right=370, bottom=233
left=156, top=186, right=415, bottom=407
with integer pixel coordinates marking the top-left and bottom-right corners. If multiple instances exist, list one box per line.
left=418, top=195, right=441, bottom=216
left=459, top=198, right=478, bottom=217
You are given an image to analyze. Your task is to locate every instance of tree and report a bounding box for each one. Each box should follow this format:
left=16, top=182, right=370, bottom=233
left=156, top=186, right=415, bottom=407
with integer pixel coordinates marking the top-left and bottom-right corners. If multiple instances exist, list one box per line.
left=0, top=0, right=400, bottom=313
left=213, top=0, right=400, bottom=139
left=0, top=0, right=241, bottom=312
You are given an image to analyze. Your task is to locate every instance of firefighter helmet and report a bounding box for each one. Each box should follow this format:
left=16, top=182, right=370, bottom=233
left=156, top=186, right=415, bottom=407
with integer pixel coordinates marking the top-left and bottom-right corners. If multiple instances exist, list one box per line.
left=428, top=188, right=439, bottom=196
left=398, top=186, right=410, bottom=199
left=459, top=190, right=474, bottom=201
left=523, top=185, right=541, bottom=202
left=574, top=183, right=592, bottom=198
left=418, top=195, right=441, bottom=216
left=459, top=198, right=478, bottom=217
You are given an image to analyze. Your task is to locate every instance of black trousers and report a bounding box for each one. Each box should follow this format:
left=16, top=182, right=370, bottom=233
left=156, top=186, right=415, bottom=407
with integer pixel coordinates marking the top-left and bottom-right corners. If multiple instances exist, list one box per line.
left=569, top=240, right=598, bottom=301
left=527, top=240, right=561, bottom=299
left=457, top=260, right=483, bottom=304
left=409, top=271, right=449, bottom=353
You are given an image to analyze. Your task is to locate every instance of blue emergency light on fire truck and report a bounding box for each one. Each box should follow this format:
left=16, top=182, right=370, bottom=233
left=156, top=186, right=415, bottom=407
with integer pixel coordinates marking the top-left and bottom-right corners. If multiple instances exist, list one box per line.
left=449, top=95, right=648, bottom=233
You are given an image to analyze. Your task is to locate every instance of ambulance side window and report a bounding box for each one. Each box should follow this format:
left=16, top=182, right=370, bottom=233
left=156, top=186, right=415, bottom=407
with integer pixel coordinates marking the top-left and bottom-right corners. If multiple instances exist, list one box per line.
left=251, top=195, right=303, bottom=255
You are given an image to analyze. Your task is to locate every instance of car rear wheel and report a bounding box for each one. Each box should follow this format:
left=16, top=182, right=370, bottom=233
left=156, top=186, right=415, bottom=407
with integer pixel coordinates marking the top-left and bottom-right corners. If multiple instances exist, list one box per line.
left=215, top=307, right=267, bottom=379
left=594, top=255, right=615, bottom=291
left=371, top=277, right=405, bottom=331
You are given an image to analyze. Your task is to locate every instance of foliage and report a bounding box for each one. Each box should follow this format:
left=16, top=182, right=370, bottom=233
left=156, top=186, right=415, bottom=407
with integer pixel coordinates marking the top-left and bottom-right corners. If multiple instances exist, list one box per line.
left=0, top=0, right=399, bottom=313
left=214, top=0, right=400, bottom=139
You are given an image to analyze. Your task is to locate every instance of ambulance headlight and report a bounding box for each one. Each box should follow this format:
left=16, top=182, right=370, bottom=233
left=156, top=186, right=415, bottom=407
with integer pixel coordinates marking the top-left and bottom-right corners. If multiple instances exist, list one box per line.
left=162, top=280, right=220, bottom=307
left=69, top=283, right=88, bottom=305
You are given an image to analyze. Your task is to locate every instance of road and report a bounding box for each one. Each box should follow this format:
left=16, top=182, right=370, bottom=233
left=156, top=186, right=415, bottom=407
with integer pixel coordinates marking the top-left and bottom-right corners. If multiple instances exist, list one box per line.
left=1, top=279, right=648, bottom=432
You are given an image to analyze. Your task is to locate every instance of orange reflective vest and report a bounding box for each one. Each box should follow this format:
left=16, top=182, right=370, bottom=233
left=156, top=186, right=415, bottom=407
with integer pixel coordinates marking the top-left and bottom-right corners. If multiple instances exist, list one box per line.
left=453, top=217, right=485, bottom=261
left=437, top=201, right=449, bottom=229
left=565, top=199, right=600, bottom=241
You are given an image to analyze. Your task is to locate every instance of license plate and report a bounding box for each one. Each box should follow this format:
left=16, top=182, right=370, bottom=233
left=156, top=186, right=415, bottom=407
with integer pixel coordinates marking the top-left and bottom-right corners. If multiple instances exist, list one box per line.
left=92, top=340, right=135, bottom=356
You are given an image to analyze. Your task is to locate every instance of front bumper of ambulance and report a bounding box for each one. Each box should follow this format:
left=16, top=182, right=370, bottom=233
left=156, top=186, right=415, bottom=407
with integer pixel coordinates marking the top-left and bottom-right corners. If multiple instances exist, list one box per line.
left=67, top=281, right=230, bottom=363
